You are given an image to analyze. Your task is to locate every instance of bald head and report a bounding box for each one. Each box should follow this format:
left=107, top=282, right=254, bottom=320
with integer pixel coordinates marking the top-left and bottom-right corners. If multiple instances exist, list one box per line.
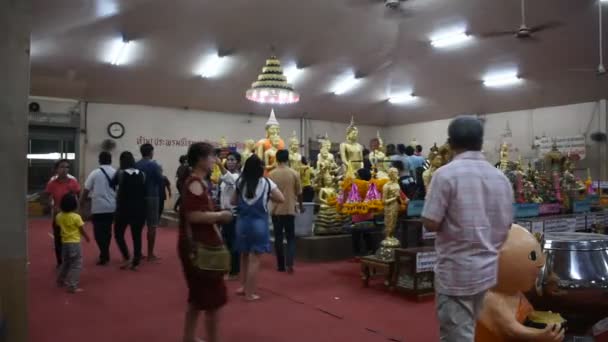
left=448, top=116, right=484, bottom=152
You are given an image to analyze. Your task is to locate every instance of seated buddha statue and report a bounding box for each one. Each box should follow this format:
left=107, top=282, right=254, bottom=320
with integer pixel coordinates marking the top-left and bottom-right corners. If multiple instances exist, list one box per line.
left=339, top=117, right=363, bottom=178
left=313, top=170, right=343, bottom=235
left=264, top=135, right=281, bottom=175
left=256, top=109, right=285, bottom=159
left=316, top=136, right=337, bottom=173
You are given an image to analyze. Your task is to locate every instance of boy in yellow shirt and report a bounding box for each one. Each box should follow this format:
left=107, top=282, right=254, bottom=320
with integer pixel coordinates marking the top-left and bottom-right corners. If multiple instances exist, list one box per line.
left=56, top=193, right=90, bottom=293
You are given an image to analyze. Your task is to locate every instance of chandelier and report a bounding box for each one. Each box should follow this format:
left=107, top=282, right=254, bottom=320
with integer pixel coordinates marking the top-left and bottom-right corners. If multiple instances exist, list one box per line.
left=246, top=56, right=300, bottom=104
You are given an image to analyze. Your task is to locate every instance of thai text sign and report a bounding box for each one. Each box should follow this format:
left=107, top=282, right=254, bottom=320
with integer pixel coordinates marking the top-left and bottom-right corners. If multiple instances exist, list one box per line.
left=535, top=135, right=586, bottom=160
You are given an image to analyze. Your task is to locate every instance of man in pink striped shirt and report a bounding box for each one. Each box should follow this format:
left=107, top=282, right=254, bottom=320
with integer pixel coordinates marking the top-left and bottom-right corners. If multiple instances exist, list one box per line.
left=422, top=116, right=513, bottom=342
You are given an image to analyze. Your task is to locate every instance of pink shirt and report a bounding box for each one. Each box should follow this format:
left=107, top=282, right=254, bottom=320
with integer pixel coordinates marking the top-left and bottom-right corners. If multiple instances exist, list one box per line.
left=422, top=151, right=513, bottom=296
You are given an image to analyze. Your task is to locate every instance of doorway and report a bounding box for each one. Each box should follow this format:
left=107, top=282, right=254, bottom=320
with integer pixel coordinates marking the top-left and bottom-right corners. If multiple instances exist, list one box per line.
left=27, top=126, right=78, bottom=194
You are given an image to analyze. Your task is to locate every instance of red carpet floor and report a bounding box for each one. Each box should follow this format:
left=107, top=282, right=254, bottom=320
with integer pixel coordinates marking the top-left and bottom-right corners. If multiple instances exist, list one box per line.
left=28, top=218, right=439, bottom=342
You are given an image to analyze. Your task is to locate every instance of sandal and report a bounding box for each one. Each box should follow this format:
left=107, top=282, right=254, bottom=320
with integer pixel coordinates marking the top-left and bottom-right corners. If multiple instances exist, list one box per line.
left=245, top=294, right=261, bottom=301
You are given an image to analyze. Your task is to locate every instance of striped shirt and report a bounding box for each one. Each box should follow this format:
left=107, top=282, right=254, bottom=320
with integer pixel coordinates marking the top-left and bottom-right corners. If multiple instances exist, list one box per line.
left=422, top=151, right=513, bottom=296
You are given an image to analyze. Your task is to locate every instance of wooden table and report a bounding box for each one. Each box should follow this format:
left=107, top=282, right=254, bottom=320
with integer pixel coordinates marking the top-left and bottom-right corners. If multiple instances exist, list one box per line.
left=360, top=255, right=395, bottom=290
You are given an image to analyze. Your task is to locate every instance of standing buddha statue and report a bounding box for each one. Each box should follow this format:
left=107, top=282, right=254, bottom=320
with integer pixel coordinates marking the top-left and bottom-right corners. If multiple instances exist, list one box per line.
left=376, top=167, right=402, bottom=261
left=288, top=131, right=302, bottom=171
left=256, top=109, right=285, bottom=159
left=369, top=131, right=388, bottom=178
left=499, top=142, right=510, bottom=171
left=339, top=116, right=363, bottom=178
left=241, top=139, right=256, bottom=163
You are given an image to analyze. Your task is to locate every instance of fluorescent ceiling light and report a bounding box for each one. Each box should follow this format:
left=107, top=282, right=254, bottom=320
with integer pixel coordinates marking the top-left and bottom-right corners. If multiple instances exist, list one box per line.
left=388, top=92, right=417, bottom=104
left=283, top=64, right=304, bottom=83
left=27, top=153, right=75, bottom=160
left=483, top=70, right=522, bottom=87
left=430, top=29, right=472, bottom=48
left=109, top=39, right=132, bottom=66
left=331, top=72, right=360, bottom=95
left=198, top=53, right=229, bottom=78
left=95, top=0, right=118, bottom=18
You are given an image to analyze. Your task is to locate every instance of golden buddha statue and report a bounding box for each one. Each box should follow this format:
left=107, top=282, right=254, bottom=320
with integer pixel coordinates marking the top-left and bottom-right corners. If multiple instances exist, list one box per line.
left=369, top=131, right=388, bottom=179
left=313, top=171, right=343, bottom=235
left=288, top=131, right=302, bottom=171
left=241, top=139, right=256, bottom=163
left=438, top=142, right=453, bottom=163
left=499, top=142, right=510, bottom=171
left=256, top=109, right=285, bottom=159
left=544, top=140, right=565, bottom=172
left=219, top=136, right=228, bottom=148
left=264, top=135, right=280, bottom=174
left=316, top=136, right=337, bottom=173
left=423, top=153, right=444, bottom=194
left=376, top=167, right=402, bottom=260
left=339, top=116, right=363, bottom=178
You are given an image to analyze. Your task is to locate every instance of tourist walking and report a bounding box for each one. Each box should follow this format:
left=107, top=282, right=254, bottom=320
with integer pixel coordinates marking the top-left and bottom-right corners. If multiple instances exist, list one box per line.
left=421, top=116, right=513, bottom=342
left=233, top=155, right=284, bottom=300
left=113, top=151, right=147, bottom=270
left=81, top=151, right=116, bottom=265
left=217, top=151, right=242, bottom=279
left=269, top=149, right=303, bottom=274
left=45, top=159, right=81, bottom=267
left=178, top=142, right=233, bottom=342
left=135, top=143, right=163, bottom=261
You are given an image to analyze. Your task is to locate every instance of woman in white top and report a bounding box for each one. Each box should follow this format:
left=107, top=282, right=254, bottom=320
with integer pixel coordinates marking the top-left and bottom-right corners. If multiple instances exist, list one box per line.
left=232, top=154, right=284, bottom=301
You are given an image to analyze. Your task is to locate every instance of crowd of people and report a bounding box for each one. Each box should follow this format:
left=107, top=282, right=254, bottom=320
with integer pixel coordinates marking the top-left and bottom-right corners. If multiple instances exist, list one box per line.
left=43, top=116, right=544, bottom=342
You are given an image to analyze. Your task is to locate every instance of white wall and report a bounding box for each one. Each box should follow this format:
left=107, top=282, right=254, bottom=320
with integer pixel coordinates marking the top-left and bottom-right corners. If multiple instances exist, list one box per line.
left=383, top=101, right=607, bottom=178
left=83, top=103, right=381, bottom=190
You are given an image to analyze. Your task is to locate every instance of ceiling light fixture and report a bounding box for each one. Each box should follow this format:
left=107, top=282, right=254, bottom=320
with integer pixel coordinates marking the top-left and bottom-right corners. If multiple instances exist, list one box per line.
left=283, top=64, right=304, bottom=83
left=430, top=29, right=472, bottom=48
left=246, top=56, right=300, bottom=104
left=198, top=53, right=228, bottom=78
left=331, top=72, right=360, bottom=95
left=109, top=39, right=132, bottom=66
left=483, top=70, right=523, bottom=87
left=388, top=92, right=417, bottom=104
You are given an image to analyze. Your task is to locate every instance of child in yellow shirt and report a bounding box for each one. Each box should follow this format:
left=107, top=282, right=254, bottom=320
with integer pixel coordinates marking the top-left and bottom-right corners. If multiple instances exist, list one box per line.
left=55, top=193, right=90, bottom=293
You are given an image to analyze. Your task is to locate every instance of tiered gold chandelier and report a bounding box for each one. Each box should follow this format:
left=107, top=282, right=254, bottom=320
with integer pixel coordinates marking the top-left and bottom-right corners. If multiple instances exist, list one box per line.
left=246, top=56, right=300, bottom=104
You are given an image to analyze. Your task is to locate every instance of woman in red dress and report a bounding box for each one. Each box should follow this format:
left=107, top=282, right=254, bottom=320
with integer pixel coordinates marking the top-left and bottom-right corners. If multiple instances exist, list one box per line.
left=179, top=142, right=233, bottom=342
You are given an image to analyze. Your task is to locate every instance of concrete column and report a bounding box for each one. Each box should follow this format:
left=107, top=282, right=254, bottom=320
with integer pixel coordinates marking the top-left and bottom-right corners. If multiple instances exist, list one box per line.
left=0, top=1, right=31, bottom=341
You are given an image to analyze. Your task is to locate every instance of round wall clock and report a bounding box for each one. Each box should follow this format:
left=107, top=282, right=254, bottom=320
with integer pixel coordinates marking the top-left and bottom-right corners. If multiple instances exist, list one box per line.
left=107, top=122, right=125, bottom=139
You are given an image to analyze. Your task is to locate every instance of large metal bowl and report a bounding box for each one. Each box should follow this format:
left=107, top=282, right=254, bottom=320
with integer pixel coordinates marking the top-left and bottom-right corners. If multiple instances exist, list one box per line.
left=527, top=232, right=608, bottom=334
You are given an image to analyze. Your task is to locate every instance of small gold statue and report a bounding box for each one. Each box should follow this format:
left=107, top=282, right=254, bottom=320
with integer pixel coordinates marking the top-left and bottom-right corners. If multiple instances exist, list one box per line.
left=256, top=109, right=285, bottom=159
left=499, top=142, right=510, bottom=171
left=219, top=136, right=228, bottom=148
left=544, top=140, right=565, bottom=172
left=288, top=131, right=302, bottom=171
left=313, top=171, right=343, bottom=235
left=370, top=131, right=388, bottom=178
left=317, top=135, right=337, bottom=173
left=264, top=135, right=281, bottom=174
left=340, top=116, right=364, bottom=178
left=376, top=167, right=402, bottom=260
left=241, top=139, right=256, bottom=163
left=423, top=153, right=444, bottom=194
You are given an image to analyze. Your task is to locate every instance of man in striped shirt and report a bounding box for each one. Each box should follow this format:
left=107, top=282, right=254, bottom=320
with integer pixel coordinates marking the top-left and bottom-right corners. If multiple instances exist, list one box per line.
left=422, top=116, right=513, bottom=342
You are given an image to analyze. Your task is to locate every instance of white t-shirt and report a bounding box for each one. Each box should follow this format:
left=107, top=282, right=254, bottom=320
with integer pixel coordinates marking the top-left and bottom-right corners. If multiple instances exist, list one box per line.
left=237, top=177, right=277, bottom=212
left=84, top=165, right=117, bottom=214
left=220, top=171, right=239, bottom=210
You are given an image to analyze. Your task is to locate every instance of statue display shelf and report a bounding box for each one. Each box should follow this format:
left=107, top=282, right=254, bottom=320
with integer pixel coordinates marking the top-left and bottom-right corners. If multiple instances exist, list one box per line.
left=392, top=247, right=436, bottom=301
left=360, top=254, right=396, bottom=291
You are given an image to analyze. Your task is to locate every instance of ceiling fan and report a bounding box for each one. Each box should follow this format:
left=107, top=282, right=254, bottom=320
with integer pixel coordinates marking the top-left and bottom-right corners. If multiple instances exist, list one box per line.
left=481, top=0, right=563, bottom=40
left=568, top=0, right=605, bottom=76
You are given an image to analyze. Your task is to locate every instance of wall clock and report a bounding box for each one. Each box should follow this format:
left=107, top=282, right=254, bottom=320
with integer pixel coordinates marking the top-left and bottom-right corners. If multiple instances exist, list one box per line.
left=107, top=122, right=125, bottom=139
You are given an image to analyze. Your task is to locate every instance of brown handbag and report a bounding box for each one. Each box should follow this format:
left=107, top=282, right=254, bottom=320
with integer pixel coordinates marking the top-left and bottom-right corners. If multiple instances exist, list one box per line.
left=187, top=222, right=230, bottom=273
